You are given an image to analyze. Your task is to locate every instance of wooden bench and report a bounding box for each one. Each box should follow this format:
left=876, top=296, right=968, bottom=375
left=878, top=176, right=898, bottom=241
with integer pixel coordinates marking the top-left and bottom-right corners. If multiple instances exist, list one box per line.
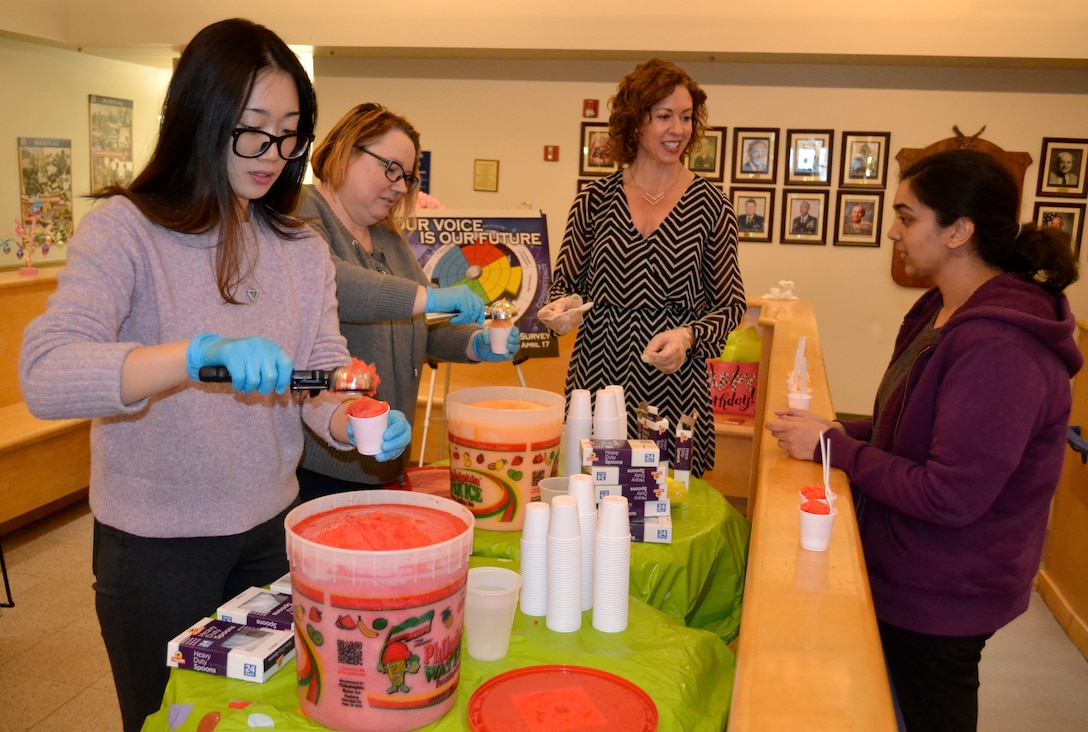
left=0, top=267, right=90, bottom=534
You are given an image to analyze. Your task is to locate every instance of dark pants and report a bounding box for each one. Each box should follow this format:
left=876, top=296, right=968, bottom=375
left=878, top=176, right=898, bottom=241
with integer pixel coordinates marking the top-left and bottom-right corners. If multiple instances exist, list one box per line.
left=879, top=620, right=993, bottom=732
left=92, top=504, right=293, bottom=732
left=296, top=466, right=381, bottom=503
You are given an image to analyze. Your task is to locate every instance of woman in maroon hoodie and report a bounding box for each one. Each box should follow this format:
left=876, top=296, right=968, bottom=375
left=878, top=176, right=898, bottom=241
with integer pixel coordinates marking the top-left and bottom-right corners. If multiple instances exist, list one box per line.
left=769, top=149, right=1081, bottom=732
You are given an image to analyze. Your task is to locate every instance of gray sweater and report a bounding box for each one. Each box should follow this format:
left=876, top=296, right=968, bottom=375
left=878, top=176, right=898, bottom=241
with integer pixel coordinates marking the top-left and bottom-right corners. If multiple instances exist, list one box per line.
left=19, top=196, right=353, bottom=538
left=295, top=186, right=475, bottom=484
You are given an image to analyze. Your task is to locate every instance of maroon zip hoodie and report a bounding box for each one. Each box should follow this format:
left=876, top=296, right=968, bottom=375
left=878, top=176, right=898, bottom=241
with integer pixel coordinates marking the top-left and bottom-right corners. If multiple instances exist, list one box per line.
left=827, top=273, right=1082, bottom=636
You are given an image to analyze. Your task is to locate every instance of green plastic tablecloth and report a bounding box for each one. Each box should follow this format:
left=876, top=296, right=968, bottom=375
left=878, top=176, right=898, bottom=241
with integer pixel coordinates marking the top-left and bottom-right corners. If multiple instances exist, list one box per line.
left=142, top=556, right=735, bottom=732
left=472, top=478, right=750, bottom=643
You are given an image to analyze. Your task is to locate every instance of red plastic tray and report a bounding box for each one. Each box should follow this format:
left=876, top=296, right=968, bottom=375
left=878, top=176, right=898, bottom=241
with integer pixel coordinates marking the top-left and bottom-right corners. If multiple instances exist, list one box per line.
left=467, top=664, right=658, bottom=732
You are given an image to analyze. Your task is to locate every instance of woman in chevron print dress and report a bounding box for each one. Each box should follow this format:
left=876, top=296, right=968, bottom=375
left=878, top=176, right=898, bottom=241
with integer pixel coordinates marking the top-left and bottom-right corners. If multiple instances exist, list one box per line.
left=542, top=59, right=745, bottom=477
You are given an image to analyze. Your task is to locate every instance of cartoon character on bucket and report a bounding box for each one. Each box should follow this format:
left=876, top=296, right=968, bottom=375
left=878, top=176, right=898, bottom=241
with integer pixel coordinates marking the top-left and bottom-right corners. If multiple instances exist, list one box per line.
left=377, top=610, right=433, bottom=694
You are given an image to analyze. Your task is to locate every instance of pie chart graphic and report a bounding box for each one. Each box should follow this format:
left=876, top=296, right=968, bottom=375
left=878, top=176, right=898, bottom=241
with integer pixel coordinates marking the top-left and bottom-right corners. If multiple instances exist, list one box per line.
left=423, top=238, right=538, bottom=319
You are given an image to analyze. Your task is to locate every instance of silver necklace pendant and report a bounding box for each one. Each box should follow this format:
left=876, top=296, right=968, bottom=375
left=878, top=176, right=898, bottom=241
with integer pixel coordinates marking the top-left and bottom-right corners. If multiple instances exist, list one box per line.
left=640, top=190, right=667, bottom=206
left=247, top=286, right=259, bottom=302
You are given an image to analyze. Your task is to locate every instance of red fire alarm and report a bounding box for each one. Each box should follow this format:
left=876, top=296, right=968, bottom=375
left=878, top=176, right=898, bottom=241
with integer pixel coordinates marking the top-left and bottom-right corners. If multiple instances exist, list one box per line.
left=583, top=99, right=599, bottom=118
left=544, top=145, right=559, bottom=162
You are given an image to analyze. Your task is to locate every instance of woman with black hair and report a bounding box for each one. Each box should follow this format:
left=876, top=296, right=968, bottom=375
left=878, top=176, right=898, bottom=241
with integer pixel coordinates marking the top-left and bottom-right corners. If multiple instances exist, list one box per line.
left=19, top=19, right=409, bottom=730
left=769, top=148, right=1081, bottom=731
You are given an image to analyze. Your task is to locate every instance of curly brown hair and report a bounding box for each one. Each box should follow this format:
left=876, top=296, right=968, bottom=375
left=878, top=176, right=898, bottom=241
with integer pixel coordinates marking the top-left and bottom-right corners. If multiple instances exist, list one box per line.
left=604, top=58, right=708, bottom=168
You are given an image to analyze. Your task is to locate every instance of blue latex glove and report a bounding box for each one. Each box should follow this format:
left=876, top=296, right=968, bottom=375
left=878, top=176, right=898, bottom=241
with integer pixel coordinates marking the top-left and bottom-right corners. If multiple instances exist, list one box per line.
left=426, top=286, right=486, bottom=327
left=187, top=333, right=293, bottom=395
left=472, top=326, right=520, bottom=362
left=347, top=409, right=412, bottom=462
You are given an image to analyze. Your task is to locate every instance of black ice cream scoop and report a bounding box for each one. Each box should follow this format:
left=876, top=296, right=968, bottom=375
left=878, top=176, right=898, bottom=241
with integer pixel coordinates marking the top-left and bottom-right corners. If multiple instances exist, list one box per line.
left=197, top=365, right=378, bottom=394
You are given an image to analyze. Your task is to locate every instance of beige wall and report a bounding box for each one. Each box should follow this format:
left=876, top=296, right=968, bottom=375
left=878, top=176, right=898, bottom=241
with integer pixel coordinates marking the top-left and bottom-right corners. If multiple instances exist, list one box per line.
left=8, top=1, right=1088, bottom=63
left=2, top=15, right=1087, bottom=415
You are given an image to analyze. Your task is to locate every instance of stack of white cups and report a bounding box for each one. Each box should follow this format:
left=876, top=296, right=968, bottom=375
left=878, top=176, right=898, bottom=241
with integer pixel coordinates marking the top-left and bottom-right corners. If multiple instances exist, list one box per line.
left=592, top=495, right=631, bottom=633
left=546, top=495, right=583, bottom=632
left=564, top=389, right=592, bottom=478
left=605, top=384, right=628, bottom=440
left=566, top=474, right=597, bottom=611
left=519, top=502, right=550, bottom=616
left=593, top=388, right=621, bottom=440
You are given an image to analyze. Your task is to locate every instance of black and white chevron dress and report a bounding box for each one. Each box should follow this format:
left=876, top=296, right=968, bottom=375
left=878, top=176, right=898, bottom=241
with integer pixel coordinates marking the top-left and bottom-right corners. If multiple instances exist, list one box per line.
left=549, top=171, right=746, bottom=477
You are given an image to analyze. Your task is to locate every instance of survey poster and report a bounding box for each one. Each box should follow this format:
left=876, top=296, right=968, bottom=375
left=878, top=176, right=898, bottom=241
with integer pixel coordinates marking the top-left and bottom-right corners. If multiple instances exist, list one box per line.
left=406, top=210, right=558, bottom=358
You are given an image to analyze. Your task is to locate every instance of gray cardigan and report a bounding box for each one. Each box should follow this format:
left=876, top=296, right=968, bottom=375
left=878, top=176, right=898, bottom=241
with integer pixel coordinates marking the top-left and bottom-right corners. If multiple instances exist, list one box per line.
left=296, top=186, right=476, bottom=484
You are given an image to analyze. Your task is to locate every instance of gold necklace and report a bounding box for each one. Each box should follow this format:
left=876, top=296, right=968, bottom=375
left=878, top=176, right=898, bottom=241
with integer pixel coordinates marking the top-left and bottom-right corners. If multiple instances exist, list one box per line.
left=628, top=167, right=682, bottom=206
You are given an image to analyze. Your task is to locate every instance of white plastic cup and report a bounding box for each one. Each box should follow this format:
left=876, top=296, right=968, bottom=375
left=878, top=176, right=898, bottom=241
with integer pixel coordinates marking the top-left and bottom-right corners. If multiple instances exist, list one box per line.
left=348, top=402, right=390, bottom=456
left=592, top=533, right=630, bottom=633
left=568, top=389, right=592, bottom=422
left=605, top=385, right=628, bottom=440
left=538, top=476, right=568, bottom=505
left=578, top=513, right=596, bottom=611
left=519, top=539, right=548, bottom=616
left=596, top=495, right=631, bottom=538
left=522, top=502, right=551, bottom=542
left=564, top=417, right=593, bottom=478
left=593, top=389, right=619, bottom=439
left=464, top=566, right=522, bottom=661
left=566, top=474, right=596, bottom=516
left=798, top=505, right=837, bottom=552
left=488, top=320, right=513, bottom=355
left=548, top=495, right=581, bottom=539
left=787, top=392, right=813, bottom=411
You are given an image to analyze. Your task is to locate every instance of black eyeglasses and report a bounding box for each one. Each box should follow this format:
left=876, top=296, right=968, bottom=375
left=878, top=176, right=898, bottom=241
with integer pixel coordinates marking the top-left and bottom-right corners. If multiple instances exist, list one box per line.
left=231, top=129, right=314, bottom=161
left=356, top=146, right=420, bottom=191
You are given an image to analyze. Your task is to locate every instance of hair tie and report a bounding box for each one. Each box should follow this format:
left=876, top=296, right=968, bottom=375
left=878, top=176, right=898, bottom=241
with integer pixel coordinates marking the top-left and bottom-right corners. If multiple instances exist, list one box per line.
left=1015, top=223, right=1023, bottom=239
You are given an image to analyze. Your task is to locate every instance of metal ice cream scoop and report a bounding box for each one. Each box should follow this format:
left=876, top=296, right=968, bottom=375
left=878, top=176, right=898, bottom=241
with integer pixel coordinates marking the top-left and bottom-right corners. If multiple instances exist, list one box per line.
left=197, top=365, right=378, bottom=394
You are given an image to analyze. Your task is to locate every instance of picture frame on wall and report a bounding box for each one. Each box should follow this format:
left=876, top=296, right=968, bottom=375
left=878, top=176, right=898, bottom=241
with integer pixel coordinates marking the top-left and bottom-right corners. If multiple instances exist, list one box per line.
left=730, top=187, right=775, bottom=243
left=687, top=126, right=726, bottom=181
left=834, top=191, right=883, bottom=247
left=781, top=189, right=827, bottom=245
left=732, top=128, right=778, bottom=184
left=1036, top=137, right=1088, bottom=198
left=1033, top=201, right=1085, bottom=257
left=88, top=94, right=134, bottom=192
left=579, top=122, right=617, bottom=176
left=576, top=178, right=595, bottom=194
left=785, top=129, right=833, bottom=186
left=839, top=131, right=890, bottom=188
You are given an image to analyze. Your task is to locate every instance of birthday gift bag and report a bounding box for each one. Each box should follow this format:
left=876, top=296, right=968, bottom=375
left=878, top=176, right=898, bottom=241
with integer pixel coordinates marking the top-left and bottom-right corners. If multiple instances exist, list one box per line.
left=707, top=327, right=761, bottom=417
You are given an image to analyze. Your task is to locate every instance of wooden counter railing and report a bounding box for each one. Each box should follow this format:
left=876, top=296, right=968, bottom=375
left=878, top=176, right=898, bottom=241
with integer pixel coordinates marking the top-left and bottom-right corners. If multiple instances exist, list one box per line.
left=728, top=298, right=897, bottom=731
left=0, top=267, right=91, bottom=533
left=1037, top=320, right=1088, bottom=661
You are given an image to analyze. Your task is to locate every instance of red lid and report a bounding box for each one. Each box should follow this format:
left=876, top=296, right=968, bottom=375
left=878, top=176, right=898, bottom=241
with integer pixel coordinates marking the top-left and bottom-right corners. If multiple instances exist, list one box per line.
left=468, top=664, right=658, bottom=732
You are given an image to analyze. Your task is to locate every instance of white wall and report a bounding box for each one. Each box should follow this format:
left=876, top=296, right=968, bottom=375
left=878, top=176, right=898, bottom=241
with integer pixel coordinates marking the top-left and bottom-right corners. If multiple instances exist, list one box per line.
left=0, top=34, right=166, bottom=262
left=13, top=1, right=1088, bottom=63
left=3, top=35, right=1087, bottom=416
left=314, top=57, right=1088, bottom=414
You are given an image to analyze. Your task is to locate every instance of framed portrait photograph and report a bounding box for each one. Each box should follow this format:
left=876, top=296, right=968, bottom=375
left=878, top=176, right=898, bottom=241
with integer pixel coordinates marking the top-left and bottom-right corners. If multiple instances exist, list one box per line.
left=785, top=129, right=833, bottom=186
left=579, top=122, right=617, bottom=176
left=834, top=191, right=883, bottom=247
left=1036, top=138, right=1088, bottom=198
left=1034, top=201, right=1085, bottom=257
left=781, top=189, right=828, bottom=245
left=688, top=126, right=726, bottom=181
left=840, top=132, right=891, bottom=188
left=730, top=187, right=775, bottom=243
left=732, top=128, right=778, bottom=185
